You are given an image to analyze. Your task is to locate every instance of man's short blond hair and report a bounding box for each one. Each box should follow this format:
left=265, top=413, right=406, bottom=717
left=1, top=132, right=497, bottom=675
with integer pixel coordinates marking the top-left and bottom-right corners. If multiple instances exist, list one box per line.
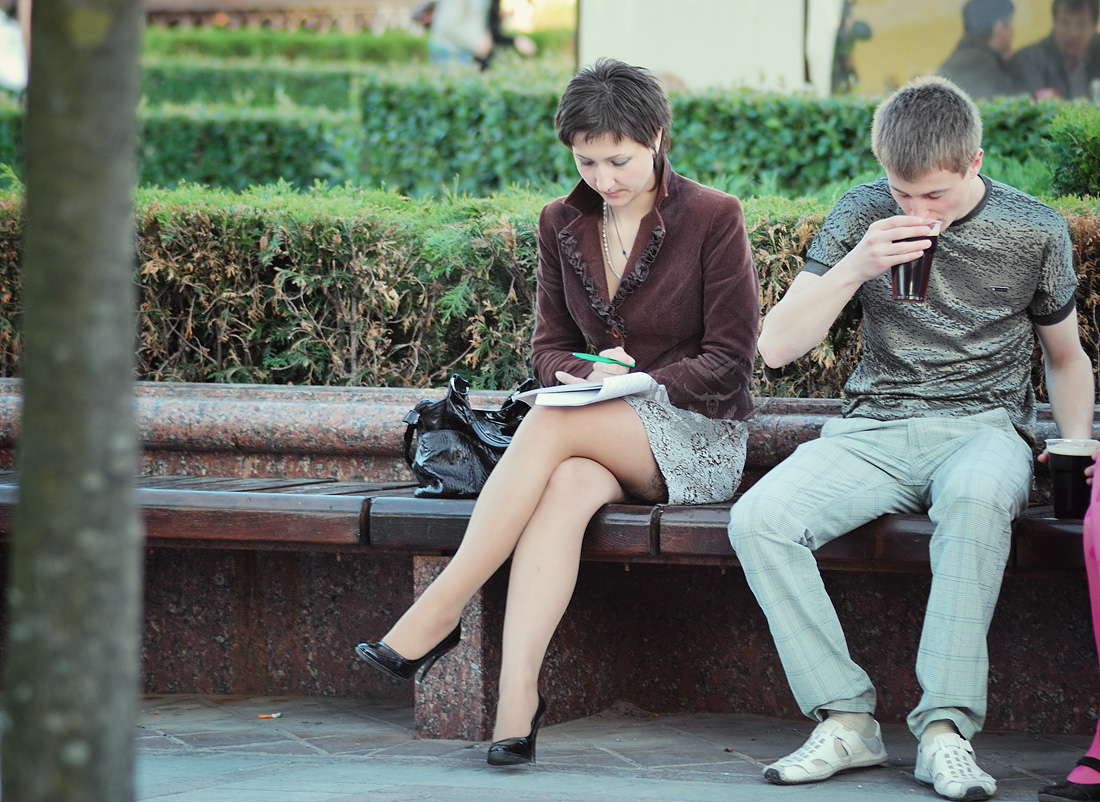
left=871, top=76, right=983, bottom=181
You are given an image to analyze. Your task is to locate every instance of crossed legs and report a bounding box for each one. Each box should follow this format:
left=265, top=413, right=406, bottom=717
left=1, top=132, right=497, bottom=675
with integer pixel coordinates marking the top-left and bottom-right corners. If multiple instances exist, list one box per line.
left=377, top=400, right=663, bottom=740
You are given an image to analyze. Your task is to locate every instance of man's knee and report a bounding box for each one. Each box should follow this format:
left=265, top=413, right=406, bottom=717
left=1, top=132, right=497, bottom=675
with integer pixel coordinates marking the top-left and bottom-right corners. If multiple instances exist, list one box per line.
left=728, top=484, right=803, bottom=551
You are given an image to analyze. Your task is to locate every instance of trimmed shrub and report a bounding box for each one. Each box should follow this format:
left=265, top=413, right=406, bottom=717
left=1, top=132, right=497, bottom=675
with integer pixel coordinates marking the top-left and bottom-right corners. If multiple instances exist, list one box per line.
left=142, top=58, right=361, bottom=109
left=142, top=26, right=430, bottom=63
left=139, top=104, right=361, bottom=191
left=0, top=184, right=1096, bottom=401
left=1047, top=103, right=1100, bottom=198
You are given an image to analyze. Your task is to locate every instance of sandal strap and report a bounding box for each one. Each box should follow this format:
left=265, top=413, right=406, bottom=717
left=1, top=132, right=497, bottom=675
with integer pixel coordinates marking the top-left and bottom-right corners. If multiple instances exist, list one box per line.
left=1077, top=756, right=1100, bottom=773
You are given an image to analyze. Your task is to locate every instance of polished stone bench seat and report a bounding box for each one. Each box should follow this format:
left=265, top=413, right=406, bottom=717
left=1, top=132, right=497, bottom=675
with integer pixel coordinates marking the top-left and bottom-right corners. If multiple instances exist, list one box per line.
left=0, top=379, right=1092, bottom=741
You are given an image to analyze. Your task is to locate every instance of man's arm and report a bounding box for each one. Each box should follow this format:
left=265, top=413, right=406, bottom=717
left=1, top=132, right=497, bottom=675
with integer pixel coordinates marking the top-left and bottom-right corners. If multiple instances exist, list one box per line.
left=1036, top=312, right=1095, bottom=440
left=758, top=215, right=935, bottom=368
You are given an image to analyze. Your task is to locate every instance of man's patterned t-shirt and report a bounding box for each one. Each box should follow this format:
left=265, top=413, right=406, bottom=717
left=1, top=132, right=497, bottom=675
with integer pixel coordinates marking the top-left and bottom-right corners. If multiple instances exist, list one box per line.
left=804, top=175, right=1076, bottom=443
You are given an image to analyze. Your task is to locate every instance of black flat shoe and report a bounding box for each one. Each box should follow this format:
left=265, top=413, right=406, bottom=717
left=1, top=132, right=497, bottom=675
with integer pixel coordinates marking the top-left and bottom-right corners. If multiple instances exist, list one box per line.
left=1039, top=757, right=1100, bottom=801
left=1038, top=780, right=1100, bottom=801
left=487, top=694, right=547, bottom=766
left=354, top=622, right=461, bottom=684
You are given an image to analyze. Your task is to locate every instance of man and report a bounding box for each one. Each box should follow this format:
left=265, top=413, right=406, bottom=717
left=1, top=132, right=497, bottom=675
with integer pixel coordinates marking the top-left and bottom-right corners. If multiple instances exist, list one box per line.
left=1012, top=0, right=1100, bottom=99
left=728, top=77, right=1094, bottom=802
left=937, top=0, right=1024, bottom=99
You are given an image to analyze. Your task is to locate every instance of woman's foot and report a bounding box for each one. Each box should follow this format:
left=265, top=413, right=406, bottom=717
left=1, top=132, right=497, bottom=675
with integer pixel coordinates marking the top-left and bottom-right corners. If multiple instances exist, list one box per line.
left=381, top=608, right=463, bottom=666
left=355, top=621, right=461, bottom=684
left=492, top=685, right=545, bottom=743
left=487, top=694, right=547, bottom=766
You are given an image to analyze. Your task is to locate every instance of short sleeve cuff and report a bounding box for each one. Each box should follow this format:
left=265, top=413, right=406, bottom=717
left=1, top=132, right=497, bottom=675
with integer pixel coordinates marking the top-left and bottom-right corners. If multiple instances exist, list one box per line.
left=1031, top=296, right=1076, bottom=327
left=802, top=259, right=830, bottom=277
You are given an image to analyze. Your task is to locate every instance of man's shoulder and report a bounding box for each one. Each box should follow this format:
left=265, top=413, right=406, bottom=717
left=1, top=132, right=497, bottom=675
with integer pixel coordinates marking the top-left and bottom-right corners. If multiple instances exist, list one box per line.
left=983, top=178, right=1065, bottom=228
left=829, top=178, right=894, bottom=216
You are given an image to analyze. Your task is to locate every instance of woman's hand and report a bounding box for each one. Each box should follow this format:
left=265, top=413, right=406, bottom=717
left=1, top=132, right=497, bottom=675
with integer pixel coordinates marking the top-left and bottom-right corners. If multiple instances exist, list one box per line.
left=555, top=347, right=635, bottom=384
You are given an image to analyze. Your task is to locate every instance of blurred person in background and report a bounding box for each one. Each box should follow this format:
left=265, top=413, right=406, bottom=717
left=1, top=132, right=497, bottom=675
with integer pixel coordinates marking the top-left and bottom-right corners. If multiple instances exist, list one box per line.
left=937, top=0, right=1024, bottom=99
left=1012, top=0, right=1100, bottom=99
left=429, top=0, right=536, bottom=70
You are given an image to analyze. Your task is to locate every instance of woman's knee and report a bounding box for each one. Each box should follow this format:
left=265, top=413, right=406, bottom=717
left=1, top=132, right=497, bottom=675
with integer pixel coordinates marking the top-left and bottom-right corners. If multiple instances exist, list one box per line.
left=541, top=458, right=620, bottom=512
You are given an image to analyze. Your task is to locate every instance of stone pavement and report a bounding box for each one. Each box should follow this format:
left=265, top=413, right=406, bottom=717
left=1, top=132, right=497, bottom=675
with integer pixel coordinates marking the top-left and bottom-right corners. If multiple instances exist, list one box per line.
left=136, top=694, right=1090, bottom=802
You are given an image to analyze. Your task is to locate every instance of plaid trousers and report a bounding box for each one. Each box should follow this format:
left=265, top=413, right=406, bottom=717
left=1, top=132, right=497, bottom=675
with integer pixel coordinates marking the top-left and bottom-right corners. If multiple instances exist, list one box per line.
left=728, top=409, right=1033, bottom=738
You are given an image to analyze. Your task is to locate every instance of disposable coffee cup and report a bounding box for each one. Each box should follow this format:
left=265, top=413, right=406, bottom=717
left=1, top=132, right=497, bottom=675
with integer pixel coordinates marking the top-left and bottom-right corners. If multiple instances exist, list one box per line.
left=891, top=220, right=941, bottom=302
left=1046, top=438, right=1100, bottom=518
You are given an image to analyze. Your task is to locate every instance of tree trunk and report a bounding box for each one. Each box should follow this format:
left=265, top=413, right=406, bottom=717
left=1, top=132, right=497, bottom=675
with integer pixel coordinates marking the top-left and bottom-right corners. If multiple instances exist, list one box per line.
left=2, top=1, right=145, bottom=800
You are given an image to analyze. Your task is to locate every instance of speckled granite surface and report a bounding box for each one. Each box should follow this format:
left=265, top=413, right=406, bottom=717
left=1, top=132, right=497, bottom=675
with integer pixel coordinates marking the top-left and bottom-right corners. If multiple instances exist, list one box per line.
left=157, top=551, right=1093, bottom=738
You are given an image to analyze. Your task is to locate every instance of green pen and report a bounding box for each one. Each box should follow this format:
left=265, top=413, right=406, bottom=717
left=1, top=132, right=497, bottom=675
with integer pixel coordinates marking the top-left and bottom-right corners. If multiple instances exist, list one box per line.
left=572, top=352, right=633, bottom=369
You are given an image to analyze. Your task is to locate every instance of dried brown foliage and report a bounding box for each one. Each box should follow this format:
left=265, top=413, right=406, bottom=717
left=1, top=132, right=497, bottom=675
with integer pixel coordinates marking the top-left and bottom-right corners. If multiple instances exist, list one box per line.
left=0, top=188, right=1095, bottom=399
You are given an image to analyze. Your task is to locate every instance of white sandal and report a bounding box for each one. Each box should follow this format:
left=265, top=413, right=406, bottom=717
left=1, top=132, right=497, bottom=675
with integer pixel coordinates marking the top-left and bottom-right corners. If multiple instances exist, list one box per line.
left=915, top=732, right=996, bottom=801
left=764, top=717, right=888, bottom=784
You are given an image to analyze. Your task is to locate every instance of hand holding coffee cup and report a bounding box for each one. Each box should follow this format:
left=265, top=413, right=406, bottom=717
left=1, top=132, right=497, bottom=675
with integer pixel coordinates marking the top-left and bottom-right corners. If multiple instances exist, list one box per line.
left=891, top=220, right=941, bottom=302
left=1046, top=438, right=1100, bottom=518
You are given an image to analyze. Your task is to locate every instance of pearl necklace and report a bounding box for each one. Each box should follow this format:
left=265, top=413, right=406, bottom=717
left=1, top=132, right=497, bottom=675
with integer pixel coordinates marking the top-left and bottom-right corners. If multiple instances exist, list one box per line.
left=601, top=201, right=628, bottom=279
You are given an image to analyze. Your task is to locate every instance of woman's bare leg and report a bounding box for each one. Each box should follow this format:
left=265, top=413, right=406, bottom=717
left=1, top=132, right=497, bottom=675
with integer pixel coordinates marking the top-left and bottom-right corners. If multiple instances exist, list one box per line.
left=493, top=456, right=631, bottom=740
left=380, top=400, right=659, bottom=662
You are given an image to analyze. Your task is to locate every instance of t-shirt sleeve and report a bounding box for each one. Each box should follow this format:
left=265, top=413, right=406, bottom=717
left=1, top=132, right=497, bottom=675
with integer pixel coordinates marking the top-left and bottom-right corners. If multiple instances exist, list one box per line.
left=804, top=185, right=878, bottom=276
left=1028, top=217, right=1078, bottom=325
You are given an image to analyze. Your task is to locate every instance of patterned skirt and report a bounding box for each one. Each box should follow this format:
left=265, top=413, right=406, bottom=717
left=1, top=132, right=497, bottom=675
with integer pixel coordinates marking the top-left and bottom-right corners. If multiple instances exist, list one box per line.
left=623, top=395, right=748, bottom=506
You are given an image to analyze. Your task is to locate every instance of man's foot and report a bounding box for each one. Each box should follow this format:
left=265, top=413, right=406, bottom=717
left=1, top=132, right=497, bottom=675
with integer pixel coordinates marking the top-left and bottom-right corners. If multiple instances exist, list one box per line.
left=914, top=732, right=996, bottom=801
left=763, top=717, right=888, bottom=784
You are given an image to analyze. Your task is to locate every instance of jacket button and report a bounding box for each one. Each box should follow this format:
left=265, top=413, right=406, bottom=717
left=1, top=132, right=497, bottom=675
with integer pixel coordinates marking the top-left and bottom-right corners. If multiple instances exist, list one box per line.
left=611, top=328, right=622, bottom=340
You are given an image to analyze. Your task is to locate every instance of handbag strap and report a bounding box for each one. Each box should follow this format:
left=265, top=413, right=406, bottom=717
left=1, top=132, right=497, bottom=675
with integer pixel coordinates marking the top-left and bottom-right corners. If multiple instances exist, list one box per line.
left=402, top=408, right=420, bottom=468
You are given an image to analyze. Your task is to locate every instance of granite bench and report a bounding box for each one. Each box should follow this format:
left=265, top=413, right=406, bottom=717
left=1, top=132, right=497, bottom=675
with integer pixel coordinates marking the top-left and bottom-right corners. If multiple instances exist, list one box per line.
left=0, top=379, right=1092, bottom=740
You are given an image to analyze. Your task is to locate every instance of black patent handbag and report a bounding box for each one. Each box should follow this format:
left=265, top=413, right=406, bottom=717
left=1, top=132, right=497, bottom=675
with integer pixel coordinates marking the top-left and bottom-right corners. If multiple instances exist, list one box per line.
left=402, top=374, right=537, bottom=499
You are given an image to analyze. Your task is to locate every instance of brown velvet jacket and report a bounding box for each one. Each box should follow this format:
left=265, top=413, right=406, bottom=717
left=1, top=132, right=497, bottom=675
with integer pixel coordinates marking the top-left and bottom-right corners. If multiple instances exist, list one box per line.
left=531, top=163, right=759, bottom=421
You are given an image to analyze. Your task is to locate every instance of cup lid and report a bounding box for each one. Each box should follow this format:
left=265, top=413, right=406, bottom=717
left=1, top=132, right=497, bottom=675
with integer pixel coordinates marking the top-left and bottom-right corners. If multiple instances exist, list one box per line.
left=1046, top=438, right=1100, bottom=456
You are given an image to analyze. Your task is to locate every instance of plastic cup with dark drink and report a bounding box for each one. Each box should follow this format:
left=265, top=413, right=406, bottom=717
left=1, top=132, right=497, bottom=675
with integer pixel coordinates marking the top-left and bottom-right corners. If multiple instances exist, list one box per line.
left=1046, top=438, right=1100, bottom=518
left=891, top=220, right=941, bottom=302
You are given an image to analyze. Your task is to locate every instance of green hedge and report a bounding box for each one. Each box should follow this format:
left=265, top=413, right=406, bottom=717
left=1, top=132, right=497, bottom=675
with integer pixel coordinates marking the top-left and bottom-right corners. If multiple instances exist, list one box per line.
left=124, top=62, right=1074, bottom=198
left=142, top=26, right=431, bottom=63
left=138, top=104, right=361, bottom=191
left=0, top=65, right=1077, bottom=198
left=142, top=59, right=363, bottom=109
left=0, top=184, right=1096, bottom=400
left=1048, top=104, right=1100, bottom=198
left=141, top=25, right=575, bottom=63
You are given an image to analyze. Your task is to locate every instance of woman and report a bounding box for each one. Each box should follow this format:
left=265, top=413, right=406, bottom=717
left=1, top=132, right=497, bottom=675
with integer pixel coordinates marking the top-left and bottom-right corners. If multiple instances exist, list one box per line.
left=1040, top=457, right=1100, bottom=802
left=355, top=58, right=759, bottom=765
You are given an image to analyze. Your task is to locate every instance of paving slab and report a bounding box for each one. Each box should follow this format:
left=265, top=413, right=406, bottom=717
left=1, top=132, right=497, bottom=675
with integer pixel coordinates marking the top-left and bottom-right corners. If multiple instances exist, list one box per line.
left=136, top=695, right=1088, bottom=802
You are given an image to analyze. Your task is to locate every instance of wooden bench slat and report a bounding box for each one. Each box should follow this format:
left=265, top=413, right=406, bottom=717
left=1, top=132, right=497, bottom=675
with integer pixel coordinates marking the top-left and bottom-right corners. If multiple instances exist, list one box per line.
left=135, top=476, right=333, bottom=491
left=0, top=473, right=1087, bottom=571
left=367, top=496, right=657, bottom=557
left=657, top=505, right=735, bottom=559
left=270, top=481, right=418, bottom=496
left=0, top=483, right=369, bottom=547
left=1013, top=506, right=1084, bottom=571
left=367, top=496, right=475, bottom=550
left=141, top=505, right=363, bottom=546
left=581, top=504, right=655, bottom=557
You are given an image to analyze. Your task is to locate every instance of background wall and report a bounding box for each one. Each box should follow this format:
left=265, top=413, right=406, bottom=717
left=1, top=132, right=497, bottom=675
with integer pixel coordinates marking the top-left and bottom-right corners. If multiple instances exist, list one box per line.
left=577, top=0, right=844, bottom=95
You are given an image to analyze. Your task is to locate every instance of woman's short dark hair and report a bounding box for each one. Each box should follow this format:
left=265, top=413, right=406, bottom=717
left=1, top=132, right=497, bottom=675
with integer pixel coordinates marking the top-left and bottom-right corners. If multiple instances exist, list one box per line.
left=555, top=58, right=672, bottom=162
